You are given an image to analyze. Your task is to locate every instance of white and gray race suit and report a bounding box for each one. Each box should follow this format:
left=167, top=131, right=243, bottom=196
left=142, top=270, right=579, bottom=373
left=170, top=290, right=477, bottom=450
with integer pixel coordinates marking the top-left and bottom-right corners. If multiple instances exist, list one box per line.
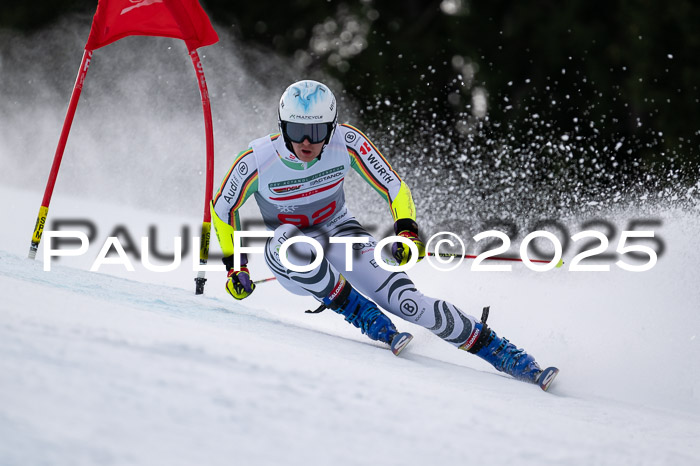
left=212, top=124, right=477, bottom=348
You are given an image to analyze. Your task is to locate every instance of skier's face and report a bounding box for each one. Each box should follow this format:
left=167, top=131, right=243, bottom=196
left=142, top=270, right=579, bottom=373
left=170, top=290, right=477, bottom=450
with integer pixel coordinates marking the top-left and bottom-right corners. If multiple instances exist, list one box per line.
left=292, top=139, right=324, bottom=162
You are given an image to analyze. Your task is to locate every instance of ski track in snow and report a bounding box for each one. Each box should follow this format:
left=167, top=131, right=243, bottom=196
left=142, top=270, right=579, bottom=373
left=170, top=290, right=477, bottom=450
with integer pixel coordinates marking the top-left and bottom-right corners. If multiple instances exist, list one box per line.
left=0, top=186, right=699, bottom=465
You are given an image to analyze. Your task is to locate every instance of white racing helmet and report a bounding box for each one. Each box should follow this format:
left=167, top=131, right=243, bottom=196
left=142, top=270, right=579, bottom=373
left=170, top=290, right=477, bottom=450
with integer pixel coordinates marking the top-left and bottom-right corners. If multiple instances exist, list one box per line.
left=278, top=80, right=338, bottom=154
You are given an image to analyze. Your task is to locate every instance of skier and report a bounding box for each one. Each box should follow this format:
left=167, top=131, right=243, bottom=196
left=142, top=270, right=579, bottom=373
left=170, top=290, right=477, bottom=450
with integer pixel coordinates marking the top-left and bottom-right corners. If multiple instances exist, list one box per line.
left=210, top=80, right=558, bottom=390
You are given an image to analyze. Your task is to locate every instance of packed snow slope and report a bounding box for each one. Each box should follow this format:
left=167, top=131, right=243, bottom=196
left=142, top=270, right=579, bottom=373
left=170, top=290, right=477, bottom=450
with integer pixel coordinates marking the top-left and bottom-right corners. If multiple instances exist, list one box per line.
left=0, top=185, right=699, bottom=466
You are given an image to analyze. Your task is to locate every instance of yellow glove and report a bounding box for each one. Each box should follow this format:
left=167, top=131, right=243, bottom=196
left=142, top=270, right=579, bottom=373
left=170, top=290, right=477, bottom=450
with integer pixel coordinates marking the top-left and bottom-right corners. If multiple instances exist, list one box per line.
left=392, top=219, right=426, bottom=266
left=226, top=266, right=255, bottom=300
left=223, top=254, right=255, bottom=300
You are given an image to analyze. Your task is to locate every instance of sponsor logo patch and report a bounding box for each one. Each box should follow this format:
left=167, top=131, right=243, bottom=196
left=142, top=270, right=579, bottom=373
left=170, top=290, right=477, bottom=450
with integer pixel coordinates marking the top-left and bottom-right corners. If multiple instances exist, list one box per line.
left=328, top=276, right=346, bottom=302
left=271, top=184, right=302, bottom=194
left=399, top=299, right=418, bottom=317
left=289, top=114, right=323, bottom=120
left=460, top=327, right=481, bottom=351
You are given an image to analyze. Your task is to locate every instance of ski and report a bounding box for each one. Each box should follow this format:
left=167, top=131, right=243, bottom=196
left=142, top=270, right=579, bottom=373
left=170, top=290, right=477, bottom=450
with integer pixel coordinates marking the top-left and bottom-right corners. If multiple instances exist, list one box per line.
left=390, top=332, right=413, bottom=356
left=537, top=366, right=559, bottom=391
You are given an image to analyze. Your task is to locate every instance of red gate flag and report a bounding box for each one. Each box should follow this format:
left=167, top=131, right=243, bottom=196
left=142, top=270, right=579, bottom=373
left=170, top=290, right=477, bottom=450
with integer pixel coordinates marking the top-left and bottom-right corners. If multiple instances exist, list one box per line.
left=29, top=0, right=219, bottom=295
left=85, top=0, right=219, bottom=51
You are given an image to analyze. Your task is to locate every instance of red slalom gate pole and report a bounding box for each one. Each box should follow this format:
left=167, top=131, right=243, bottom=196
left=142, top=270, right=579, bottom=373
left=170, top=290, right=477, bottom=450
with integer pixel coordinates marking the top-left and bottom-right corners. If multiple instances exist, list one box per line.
left=28, top=49, right=93, bottom=259
left=189, top=48, right=215, bottom=295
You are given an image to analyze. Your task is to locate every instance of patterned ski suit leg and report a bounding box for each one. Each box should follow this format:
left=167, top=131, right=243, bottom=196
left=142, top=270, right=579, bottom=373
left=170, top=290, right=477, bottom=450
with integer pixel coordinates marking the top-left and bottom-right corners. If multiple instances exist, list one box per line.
left=264, top=221, right=478, bottom=349
left=264, top=223, right=340, bottom=299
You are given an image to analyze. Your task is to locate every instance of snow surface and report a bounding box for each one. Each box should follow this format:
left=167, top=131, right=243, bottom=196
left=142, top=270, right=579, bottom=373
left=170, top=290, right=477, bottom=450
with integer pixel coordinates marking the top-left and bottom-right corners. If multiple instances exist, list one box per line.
left=1, top=185, right=699, bottom=466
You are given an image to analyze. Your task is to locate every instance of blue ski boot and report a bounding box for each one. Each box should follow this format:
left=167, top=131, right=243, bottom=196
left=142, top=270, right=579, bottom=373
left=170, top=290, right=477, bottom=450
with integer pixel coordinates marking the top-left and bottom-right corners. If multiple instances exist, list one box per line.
left=319, top=276, right=413, bottom=355
left=463, top=307, right=544, bottom=385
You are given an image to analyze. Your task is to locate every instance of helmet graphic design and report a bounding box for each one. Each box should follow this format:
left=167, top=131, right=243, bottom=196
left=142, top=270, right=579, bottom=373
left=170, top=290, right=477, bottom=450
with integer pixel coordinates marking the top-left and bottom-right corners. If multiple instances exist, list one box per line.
left=278, top=80, right=338, bottom=155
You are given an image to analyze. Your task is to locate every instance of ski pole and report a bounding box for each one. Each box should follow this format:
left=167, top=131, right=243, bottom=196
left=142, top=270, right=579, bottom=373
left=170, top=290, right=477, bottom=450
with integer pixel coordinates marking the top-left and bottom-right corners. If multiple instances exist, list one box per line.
left=253, top=277, right=278, bottom=285
left=252, top=252, right=562, bottom=286
left=427, top=251, right=564, bottom=267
